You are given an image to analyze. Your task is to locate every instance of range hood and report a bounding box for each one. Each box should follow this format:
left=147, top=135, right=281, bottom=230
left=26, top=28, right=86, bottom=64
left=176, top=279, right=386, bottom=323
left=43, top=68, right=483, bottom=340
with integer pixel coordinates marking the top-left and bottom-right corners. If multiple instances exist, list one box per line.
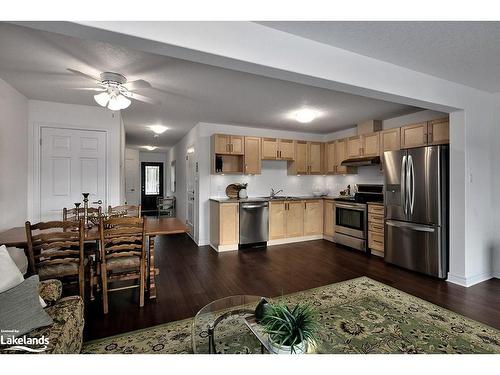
left=341, top=156, right=381, bottom=167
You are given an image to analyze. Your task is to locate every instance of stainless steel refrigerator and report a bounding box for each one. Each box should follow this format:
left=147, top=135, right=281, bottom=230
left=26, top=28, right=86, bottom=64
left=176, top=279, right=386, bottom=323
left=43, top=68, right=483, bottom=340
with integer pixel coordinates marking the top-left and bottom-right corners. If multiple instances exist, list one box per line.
left=382, top=145, right=449, bottom=278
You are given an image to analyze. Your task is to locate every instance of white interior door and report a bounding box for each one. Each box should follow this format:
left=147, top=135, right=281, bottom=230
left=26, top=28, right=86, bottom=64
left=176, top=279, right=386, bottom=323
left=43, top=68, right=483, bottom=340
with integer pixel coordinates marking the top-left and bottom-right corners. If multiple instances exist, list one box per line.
left=186, top=148, right=196, bottom=235
left=40, top=127, right=106, bottom=221
left=125, top=150, right=140, bottom=205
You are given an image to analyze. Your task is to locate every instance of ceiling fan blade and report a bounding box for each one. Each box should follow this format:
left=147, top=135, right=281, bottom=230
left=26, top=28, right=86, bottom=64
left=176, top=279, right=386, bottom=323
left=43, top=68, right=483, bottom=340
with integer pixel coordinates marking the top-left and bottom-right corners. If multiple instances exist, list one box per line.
left=67, top=68, right=101, bottom=83
left=71, top=87, right=106, bottom=92
left=124, top=79, right=152, bottom=91
left=123, top=91, right=159, bottom=105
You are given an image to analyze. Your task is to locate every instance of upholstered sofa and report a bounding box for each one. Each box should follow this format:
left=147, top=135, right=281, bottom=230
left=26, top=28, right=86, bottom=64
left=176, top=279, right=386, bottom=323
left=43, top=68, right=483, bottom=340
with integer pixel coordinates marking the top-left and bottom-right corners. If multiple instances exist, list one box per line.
left=2, top=279, right=84, bottom=354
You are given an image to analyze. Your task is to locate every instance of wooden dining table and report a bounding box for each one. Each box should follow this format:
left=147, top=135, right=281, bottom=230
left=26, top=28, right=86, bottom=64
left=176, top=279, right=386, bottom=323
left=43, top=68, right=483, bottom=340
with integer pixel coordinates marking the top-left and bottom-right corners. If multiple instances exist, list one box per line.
left=0, top=217, right=188, bottom=299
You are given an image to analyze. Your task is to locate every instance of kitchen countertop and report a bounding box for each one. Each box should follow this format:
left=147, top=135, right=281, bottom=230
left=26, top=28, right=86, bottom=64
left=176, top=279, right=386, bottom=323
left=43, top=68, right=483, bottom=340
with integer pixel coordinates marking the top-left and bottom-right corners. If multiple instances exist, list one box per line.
left=210, top=196, right=340, bottom=203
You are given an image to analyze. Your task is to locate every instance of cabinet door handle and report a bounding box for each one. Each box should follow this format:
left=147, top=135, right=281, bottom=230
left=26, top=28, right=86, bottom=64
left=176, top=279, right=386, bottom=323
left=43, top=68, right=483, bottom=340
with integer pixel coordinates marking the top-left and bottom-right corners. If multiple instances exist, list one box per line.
left=428, top=129, right=433, bottom=143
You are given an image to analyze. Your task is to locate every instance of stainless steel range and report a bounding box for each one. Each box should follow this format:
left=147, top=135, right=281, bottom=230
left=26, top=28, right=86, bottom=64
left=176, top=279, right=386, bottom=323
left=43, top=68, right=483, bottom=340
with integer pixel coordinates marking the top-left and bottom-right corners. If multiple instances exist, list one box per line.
left=334, top=184, right=383, bottom=252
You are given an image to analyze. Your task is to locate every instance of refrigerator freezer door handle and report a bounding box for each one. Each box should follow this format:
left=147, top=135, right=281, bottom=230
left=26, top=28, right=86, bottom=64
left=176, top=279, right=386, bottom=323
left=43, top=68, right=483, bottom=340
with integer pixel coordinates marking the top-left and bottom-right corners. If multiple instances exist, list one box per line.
left=386, top=220, right=436, bottom=232
left=401, top=155, right=407, bottom=216
left=406, top=154, right=411, bottom=217
left=409, top=155, right=415, bottom=215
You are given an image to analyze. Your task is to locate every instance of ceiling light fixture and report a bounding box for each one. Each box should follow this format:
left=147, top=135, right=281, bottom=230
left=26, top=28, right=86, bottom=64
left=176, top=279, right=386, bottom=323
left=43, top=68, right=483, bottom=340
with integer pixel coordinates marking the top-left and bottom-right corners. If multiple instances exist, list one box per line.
left=148, top=125, right=168, bottom=134
left=143, top=146, right=158, bottom=151
left=92, top=72, right=132, bottom=111
left=294, top=108, right=319, bottom=123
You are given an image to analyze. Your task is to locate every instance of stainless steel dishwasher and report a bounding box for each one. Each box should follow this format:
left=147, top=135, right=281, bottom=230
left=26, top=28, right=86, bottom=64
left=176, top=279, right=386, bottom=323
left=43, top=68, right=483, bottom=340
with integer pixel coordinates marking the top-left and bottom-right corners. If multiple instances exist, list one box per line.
left=239, top=201, right=269, bottom=247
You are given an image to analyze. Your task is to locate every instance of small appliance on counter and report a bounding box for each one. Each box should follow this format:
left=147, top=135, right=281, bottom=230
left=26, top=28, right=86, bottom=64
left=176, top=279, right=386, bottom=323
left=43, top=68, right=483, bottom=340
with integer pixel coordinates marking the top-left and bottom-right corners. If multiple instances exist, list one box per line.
left=333, top=184, right=383, bottom=252
left=225, top=183, right=248, bottom=199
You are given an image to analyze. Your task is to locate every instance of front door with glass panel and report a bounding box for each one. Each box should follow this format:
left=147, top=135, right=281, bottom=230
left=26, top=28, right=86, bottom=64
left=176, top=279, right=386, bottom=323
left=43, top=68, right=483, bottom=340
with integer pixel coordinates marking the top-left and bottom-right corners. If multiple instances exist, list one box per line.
left=141, top=162, right=163, bottom=214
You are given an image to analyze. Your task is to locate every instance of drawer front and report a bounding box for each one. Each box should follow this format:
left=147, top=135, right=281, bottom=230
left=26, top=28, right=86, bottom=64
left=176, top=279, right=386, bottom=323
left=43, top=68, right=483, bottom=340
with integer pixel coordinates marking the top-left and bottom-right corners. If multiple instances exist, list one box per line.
left=368, top=232, right=384, bottom=251
left=368, top=205, right=384, bottom=215
left=369, top=222, right=384, bottom=234
left=368, top=213, right=384, bottom=224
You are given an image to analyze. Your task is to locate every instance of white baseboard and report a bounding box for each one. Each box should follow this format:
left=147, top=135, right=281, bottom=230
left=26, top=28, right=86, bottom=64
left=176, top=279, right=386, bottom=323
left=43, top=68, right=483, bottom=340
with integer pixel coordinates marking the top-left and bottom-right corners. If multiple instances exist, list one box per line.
left=447, top=272, right=493, bottom=287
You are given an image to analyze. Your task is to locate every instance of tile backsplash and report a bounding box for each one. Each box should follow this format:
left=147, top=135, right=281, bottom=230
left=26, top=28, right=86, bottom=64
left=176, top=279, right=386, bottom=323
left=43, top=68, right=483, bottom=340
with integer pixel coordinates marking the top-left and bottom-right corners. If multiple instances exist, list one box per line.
left=210, top=160, right=383, bottom=198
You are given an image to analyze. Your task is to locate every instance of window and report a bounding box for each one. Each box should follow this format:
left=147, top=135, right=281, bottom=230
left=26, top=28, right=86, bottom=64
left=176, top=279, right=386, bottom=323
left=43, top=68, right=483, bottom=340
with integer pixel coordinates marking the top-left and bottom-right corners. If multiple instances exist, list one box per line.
left=145, top=165, right=160, bottom=195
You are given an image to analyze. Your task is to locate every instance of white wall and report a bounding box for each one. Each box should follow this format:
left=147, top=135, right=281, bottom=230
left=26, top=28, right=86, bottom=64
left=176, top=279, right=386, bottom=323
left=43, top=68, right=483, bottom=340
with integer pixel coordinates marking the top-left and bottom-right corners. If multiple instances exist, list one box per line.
left=0, top=78, right=28, bottom=232
left=27, top=100, right=123, bottom=221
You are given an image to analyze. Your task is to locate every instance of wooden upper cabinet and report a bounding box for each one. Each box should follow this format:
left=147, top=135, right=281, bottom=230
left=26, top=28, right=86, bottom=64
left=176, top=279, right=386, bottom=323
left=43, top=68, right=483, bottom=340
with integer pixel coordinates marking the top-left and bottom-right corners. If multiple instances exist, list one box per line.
left=213, top=134, right=231, bottom=154
left=304, top=200, right=323, bottom=235
left=293, top=141, right=308, bottom=175
left=380, top=128, right=401, bottom=153
left=219, top=203, right=239, bottom=245
left=347, top=136, right=362, bottom=158
left=335, top=138, right=356, bottom=175
left=427, top=118, right=449, bottom=145
left=230, top=136, right=244, bottom=155
left=285, top=201, right=304, bottom=237
left=244, top=137, right=261, bottom=174
left=325, top=142, right=336, bottom=173
left=361, top=132, right=380, bottom=157
left=308, top=142, right=323, bottom=174
left=323, top=200, right=335, bottom=237
left=269, top=201, right=286, bottom=240
left=279, top=139, right=295, bottom=160
left=262, top=138, right=278, bottom=159
left=401, top=122, right=428, bottom=149
left=213, top=134, right=244, bottom=154
left=261, top=138, right=295, bottom=160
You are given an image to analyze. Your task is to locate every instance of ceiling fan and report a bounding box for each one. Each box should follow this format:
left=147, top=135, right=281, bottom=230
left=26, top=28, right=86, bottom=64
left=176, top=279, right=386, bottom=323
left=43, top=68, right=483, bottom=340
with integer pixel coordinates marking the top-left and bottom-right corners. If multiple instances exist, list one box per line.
left=67, top=68, right=160, bottom=111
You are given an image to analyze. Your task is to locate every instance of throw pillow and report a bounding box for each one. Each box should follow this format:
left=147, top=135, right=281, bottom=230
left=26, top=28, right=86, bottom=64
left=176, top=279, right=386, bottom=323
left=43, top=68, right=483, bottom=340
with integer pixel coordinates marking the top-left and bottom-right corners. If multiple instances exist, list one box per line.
left=0, top=245, right=46, bottom=307
left=0, top=275, right=53, bottom=340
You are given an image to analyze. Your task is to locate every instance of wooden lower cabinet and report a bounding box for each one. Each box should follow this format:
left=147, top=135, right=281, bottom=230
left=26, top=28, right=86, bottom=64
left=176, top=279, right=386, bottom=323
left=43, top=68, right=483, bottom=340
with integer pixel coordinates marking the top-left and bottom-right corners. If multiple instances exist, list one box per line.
left=367, top=203, right=384, bottom=256
left=210, top=201, right=239, bottom=251
left=269, top=201, right=286, bottom=240
left=304, top=200, right=323, bottom=235
left=323, top=199, right=335, bottom=237
left=286, top=201, right=304, bottom=237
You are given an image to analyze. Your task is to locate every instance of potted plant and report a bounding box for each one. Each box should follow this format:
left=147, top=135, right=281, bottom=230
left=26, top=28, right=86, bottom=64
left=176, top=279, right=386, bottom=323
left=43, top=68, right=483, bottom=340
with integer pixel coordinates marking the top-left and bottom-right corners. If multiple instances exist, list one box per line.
left=261, top=301, right=318, bottom=354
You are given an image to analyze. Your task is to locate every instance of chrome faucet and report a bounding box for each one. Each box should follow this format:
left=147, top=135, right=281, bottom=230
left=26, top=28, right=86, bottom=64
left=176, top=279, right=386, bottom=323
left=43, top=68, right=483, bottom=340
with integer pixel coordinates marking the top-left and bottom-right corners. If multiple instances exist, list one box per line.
left=270, top=188, right=283, bottom=198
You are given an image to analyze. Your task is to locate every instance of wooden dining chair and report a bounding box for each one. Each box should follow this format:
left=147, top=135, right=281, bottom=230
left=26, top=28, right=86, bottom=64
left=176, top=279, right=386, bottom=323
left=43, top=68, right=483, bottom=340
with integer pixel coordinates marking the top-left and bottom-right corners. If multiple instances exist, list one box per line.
left=63, top=206, right=102, bottom=221
left=99, top=216, right=146, bottom=314
left=25, top=220, right=85, bottom=299
left=107, top=205, right=141, bottom=218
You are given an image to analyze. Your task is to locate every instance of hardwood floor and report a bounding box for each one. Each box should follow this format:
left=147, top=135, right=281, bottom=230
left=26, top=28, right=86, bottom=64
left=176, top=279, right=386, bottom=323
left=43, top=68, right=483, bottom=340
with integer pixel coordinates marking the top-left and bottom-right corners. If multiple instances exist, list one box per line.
left=83, top=234, right=500, bottom=341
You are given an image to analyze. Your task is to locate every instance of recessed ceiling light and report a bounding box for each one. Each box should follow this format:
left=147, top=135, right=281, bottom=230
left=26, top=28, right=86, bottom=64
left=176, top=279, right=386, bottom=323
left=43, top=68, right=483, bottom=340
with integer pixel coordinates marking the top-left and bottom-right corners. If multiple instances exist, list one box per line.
left=294, top=108, right=319, bottom=123
left=148, top=125, right=168, bottom=134
left=143, top=146, right=158, bottom=151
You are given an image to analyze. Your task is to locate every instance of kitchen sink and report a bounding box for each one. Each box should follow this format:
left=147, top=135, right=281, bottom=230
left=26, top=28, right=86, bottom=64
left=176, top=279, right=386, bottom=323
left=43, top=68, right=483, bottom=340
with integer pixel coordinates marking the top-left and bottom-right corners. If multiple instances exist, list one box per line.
left=260, top=196, right=294, bottom=200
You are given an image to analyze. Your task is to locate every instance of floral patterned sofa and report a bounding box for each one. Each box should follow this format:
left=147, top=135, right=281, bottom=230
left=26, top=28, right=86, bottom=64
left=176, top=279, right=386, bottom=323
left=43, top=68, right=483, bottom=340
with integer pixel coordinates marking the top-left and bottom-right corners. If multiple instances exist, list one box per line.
left=2, top=279, right=84, bottom=354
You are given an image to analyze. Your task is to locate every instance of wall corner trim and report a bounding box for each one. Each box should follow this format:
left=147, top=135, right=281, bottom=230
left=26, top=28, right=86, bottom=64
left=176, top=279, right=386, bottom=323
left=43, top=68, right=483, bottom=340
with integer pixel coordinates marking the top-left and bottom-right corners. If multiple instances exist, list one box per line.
left=447, top=272, right=493, bottom=287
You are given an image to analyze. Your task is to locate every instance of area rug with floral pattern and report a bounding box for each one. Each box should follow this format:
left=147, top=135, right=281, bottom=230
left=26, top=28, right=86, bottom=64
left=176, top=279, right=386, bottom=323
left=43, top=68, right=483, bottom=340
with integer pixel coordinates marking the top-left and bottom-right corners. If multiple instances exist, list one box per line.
left=82, top=276, right=500, bottom=354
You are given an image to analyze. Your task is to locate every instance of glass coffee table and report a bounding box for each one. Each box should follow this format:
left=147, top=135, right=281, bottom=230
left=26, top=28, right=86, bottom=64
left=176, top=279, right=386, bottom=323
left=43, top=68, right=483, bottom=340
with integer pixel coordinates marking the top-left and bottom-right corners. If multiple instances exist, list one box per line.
left=192, top=295, right=266, bottom=354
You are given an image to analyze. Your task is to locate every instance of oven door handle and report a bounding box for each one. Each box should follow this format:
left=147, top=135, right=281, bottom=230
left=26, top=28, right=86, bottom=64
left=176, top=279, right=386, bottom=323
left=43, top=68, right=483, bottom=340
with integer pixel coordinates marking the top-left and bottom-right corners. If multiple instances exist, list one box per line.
left=335, top=203, right=366, bottom=212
